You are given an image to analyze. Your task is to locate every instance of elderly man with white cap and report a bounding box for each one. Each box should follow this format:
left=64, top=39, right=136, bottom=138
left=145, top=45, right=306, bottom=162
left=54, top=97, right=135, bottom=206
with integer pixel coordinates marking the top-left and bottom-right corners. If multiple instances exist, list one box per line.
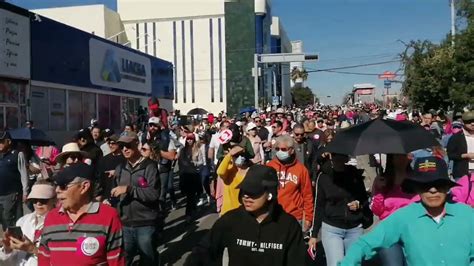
left=0, top=181, right=56, bottom=266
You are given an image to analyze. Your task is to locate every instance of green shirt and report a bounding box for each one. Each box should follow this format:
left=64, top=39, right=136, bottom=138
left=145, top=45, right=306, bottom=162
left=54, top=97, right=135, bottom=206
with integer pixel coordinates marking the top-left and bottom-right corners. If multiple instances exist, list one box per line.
left=340, top=202, right=474, bottom=266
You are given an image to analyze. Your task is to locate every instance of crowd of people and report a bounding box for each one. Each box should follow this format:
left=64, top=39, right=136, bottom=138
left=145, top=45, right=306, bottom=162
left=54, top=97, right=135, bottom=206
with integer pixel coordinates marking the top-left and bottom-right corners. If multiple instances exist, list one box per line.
left=0, top=99, right=473, bottom=266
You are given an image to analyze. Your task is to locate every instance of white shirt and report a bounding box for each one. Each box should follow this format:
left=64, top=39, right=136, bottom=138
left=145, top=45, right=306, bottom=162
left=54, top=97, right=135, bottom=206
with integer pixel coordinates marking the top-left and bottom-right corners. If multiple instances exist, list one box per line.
left=0, top=212, right=45, bottom=266
left=464, top=129, right=474, bottom=170
left=209, top=133, right=221, bottom=165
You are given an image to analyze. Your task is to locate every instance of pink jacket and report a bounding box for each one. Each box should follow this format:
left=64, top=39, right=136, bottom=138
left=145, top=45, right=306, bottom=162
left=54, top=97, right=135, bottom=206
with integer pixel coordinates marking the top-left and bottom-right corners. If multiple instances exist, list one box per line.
left=451, top=174, right=474, bottom=207
left=371, top=185, right=419, bottom=220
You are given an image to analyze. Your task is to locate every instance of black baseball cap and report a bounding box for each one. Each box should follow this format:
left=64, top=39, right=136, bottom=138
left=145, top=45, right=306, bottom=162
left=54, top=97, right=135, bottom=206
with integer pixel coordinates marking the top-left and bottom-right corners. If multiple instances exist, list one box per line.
left=402, top=156, right=458, bottom=192
left=53, top=163, right=95, bottom=187
left=237, top=165, right=278, bottom=197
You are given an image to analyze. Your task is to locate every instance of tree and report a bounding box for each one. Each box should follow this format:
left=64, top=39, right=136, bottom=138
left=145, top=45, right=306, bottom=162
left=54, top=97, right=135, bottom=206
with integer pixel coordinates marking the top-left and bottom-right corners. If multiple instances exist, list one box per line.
left=401, top=0, right=474, bottom=110
left=291, top=86, right=315, bottom=107
left=290, top=67, right=309, bottom=84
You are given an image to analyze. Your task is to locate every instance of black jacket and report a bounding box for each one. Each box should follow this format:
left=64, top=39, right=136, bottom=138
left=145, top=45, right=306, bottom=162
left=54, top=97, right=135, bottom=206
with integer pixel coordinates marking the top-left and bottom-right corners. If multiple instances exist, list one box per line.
left=447, top=132, right=469, bottom=179
left=186, top=204, right=306, bottom=266
left=115, top=158, right=160, bottom=227
left=81, top=142, right=103, bottom=166
left=312, top=163, right=372, bottom=236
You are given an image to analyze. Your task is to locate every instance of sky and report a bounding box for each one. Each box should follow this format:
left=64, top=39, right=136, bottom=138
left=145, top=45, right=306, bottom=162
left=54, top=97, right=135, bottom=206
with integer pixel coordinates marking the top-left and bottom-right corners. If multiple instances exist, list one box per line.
left=8, top=0, right=452, bottom=104
left=272, top=0, right=452, bottom=104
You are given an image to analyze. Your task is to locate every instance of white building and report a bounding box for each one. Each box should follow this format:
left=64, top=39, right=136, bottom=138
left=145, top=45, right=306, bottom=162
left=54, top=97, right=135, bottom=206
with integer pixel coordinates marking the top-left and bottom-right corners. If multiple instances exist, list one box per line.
left=33, top=5, right=129, bottom=44
left=118, top=0, right=228, bottom=115
left=118, top=0, right=293, bottom=115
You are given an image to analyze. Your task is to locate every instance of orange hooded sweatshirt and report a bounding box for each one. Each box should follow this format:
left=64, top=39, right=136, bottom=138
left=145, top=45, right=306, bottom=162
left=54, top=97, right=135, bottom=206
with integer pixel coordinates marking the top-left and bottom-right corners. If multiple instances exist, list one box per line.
left=267, top=157, right=314, bottom=223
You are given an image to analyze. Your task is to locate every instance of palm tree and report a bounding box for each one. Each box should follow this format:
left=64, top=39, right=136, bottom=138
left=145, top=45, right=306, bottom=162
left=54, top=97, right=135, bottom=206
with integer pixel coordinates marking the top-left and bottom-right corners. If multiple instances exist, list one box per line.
left=290, top=67, right=309, bottom=84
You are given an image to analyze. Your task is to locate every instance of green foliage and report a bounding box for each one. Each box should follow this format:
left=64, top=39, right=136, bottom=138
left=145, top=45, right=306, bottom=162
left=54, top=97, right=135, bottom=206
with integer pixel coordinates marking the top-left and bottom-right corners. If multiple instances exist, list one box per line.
left=291, top=86, right=315, bottom=107
left=401, top=0, right=474, bottom=110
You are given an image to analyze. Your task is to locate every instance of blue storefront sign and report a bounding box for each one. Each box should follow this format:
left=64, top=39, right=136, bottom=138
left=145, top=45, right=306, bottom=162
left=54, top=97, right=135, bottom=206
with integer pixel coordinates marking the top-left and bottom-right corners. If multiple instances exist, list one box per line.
left=30, top=14, right=174, bottom=99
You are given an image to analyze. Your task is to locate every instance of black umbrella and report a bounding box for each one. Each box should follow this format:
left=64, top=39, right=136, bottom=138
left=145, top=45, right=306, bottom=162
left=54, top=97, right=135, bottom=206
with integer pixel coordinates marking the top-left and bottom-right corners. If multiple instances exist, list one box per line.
left=187, top=108, right=208, bottom=115
left=326, top=119, right=439, bottom=155
left=8, top=128, right=55, bottom=146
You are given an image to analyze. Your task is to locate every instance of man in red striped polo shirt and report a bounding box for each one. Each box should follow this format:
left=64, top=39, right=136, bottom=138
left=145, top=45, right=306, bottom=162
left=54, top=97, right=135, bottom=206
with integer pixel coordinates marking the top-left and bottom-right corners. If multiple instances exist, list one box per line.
left=38, top=163, right=124, bottom=265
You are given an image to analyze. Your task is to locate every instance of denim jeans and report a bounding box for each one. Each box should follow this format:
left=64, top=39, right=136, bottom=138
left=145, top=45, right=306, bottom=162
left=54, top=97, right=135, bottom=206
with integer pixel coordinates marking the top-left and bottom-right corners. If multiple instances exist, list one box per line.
left=321, top=222, right=363, bottom=266
left=159, top=171, right=176, bottom=207
left=0, top=192, right=22, bottom=230
left=123, top=226, right=159, bottom=266
left=379, top=243, right=407, bottom=266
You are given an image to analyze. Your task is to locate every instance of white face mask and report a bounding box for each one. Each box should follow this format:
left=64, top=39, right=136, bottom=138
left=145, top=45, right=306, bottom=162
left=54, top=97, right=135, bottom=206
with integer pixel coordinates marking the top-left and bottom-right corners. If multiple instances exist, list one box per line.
left=234, top=155, right=245, bottom=166
left=276, top=150, right=290, bottom=161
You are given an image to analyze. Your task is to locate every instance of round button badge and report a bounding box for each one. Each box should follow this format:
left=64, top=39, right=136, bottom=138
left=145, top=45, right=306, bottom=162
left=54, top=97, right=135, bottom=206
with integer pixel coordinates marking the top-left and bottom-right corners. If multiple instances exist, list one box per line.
left=81, top=237, right=100, bottom=256
left=218, top=129, right=233, bottom=144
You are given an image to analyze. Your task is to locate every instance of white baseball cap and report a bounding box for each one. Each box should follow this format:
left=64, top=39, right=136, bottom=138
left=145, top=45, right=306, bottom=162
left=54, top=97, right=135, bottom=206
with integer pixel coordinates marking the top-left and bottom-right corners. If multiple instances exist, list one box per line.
left=148, top=117, right=160, bottom=124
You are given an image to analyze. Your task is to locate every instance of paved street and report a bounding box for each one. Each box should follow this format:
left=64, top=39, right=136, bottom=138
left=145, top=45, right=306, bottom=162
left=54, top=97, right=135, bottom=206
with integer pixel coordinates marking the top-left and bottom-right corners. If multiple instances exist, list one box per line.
left=157, top=192, right=219, bottom=266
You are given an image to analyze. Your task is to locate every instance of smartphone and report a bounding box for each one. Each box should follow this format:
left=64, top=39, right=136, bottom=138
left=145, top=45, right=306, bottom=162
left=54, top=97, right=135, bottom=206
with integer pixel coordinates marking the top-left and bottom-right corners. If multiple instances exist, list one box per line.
left=7, top=226, right=23, bottom=240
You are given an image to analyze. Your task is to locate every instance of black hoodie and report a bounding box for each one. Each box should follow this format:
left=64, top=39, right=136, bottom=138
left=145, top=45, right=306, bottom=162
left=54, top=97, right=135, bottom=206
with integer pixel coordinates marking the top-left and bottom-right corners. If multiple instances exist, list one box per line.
left=311, top=162, right=372, bottom=236
left=185, top=203, right=306, bottom=266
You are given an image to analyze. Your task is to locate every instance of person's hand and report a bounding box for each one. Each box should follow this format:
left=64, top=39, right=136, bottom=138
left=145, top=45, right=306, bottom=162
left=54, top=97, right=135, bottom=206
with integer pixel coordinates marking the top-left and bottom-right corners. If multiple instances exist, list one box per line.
left=347, top=200, right=360, bottom=211
left=463, top=153, right=474, bottom=159
left=303, top=221, right=312, bottom=232
left=111, top=186, right=129, bottom=197
left=322, top=152, right=331, bottom=159
left=105, top=170, right=115, bottom=178
left=308, top=237, right=317, bottom=251
left=2, top=232, right=12, bottom=254
left=9, top=235, right=36, bottom=254
left=102, top=199, right=111, bottom=206
left=229, top=146, right=244, bottom=156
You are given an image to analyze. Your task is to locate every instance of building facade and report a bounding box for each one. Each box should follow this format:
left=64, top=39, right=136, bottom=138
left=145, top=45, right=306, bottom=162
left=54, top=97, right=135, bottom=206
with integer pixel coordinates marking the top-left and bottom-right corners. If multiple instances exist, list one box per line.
left=118, top=0, right=293, bottom=115
left=0, top=2, right=173, bottom=143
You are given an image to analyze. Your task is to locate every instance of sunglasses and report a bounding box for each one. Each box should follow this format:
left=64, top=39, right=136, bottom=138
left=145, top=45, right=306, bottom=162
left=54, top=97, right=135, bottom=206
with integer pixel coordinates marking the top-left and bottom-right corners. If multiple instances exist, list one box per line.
left=31, top=198, right=49, bottom=205
left=108, top=141, right=117, bottom=145
left=148, top=123, right=159, bottom=128
left=68, top=154, right=80, bottom=160
left=275, top=147, right=290, bottom=152
left=416, top=180, right=451, bottom=192
left=464, top=119, right=474, bottom=124
left=55, top=181, right=82, bottom=191
left=141, top=147, right=150, bottom=152
left=240, top=190, right=265, bottom=199
left=294, top=133, right=304, bottom=136
left=120, top=143, right=134, bottom=150
left=254, top=120, right=261, bottom=123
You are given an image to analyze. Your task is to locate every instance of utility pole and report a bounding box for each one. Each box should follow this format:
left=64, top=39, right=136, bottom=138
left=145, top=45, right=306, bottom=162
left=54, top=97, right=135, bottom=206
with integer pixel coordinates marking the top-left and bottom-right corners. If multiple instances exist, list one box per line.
left=451, top=0, right=456, bottom=46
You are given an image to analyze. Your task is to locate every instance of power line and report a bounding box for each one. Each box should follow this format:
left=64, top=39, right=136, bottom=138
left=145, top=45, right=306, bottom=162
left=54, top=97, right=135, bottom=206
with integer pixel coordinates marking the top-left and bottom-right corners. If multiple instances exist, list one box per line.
left=321, top=70, right=405, bottom=77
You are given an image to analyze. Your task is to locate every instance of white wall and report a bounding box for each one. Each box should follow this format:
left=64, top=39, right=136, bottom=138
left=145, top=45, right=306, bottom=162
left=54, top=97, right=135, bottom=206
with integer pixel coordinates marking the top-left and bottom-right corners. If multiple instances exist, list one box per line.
left=118, top=0, right=225, bottom=21
left=33, top=5, right=129, bottom=44
left=119, top=0, right=227, bottom=114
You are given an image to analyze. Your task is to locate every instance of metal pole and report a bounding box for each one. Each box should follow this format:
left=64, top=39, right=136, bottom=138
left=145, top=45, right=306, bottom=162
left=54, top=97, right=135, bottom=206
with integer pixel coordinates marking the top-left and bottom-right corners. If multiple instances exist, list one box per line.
left=451, top=0, right=456, bottom=46
left=254, top=54, right=259, bottom=110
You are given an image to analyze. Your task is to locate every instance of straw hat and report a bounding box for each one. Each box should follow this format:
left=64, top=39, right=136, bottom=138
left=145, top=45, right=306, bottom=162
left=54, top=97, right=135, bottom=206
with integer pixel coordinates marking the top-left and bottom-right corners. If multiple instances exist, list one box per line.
left=56, top=142, right=89, bottom=165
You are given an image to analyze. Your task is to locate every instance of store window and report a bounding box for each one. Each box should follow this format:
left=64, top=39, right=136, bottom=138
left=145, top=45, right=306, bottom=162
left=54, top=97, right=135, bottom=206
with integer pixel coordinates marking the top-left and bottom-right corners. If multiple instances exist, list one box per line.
left=98, top=94, right=110, bottom=128
left=0, top=80, right=26, bottom=129
left=82, top=92, right=97, bottom=128
left=31, top=87, right=49, bottom=130
left=68, top=91, right=83, bottom=130
left=50, top=89, right=66, bottom=131
left=110, top=95, right=121, bottom=130
left=5, top=107, right=18, bottom=129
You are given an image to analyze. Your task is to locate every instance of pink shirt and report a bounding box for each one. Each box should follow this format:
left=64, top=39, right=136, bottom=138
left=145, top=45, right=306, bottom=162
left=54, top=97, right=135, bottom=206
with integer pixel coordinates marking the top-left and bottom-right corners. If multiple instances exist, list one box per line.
left=451, top=174, right=474, bottom=207
left=371, top=185, right=419, bottom=220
